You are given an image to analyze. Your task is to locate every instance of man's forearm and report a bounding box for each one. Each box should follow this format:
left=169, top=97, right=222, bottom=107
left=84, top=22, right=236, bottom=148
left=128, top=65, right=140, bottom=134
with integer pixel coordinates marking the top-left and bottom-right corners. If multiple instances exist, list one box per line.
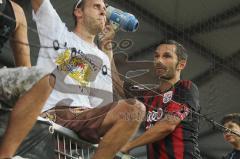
left=111, top=59, right=125, bottom=97
left=101, top=45, right=124, bottom=97
left=125, top=123, right=174, bottom=151
left=99, top=27, right=125, bottom=97
left=121, top=115, right=181, bottom=153
left=0, top=75, right=54, bottom=158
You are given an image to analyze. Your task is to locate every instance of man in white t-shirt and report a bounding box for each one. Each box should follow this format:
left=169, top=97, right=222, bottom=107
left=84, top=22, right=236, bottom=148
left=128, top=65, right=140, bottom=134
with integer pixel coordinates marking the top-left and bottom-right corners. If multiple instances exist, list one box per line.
left=31, top=0, right=145, bottom=158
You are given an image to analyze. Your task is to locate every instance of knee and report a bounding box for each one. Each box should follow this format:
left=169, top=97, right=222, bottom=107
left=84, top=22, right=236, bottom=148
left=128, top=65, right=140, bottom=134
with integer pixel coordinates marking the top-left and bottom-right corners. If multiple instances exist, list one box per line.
left=129, top=99, right=146, bottom=115
left=48, top=74, right=56, bottom=88
left=39, top=74, right=56, bottom=92
left=119, top=98, right=146, bottom=121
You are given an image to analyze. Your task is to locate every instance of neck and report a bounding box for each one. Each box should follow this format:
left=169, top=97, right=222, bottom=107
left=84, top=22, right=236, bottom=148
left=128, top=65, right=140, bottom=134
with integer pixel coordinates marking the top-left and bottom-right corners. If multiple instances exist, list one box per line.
left=159, top=73, right=180, bottom=92
left=168, top=76, right=180, bottom=85
left=73, top=25, right=95, bottom=44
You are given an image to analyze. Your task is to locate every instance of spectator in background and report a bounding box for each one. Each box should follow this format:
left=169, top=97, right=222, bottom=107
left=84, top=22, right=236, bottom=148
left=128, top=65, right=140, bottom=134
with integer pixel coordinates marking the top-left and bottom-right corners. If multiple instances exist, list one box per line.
left=221, top=113, right=240, bottom=159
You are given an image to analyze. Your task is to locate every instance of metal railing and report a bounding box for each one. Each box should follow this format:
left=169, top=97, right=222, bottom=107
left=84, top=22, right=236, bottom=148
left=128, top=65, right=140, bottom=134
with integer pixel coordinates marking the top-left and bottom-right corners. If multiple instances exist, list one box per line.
left=45, top=120, right=136, bottom=159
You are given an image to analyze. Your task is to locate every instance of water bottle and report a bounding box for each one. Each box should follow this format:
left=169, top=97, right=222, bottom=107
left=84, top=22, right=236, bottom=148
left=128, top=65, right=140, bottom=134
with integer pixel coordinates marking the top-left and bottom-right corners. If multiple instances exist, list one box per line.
left=106, top=6, right=139, bottom=32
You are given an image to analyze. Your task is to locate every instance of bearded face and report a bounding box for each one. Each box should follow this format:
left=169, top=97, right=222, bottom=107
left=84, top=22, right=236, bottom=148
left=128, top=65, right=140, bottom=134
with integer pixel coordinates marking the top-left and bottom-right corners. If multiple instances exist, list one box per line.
left=154, top=44, right=179, bottom=80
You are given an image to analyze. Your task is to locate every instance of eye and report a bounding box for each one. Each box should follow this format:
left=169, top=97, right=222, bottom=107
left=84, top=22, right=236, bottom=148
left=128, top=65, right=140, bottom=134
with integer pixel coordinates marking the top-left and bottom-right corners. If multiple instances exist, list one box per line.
left=154, top=54, right=159, bottom=58
left=163, top=53, right=172, bottom=58
left=154, top=52, right=160, bottom=58
left=93, top=4, right=100, bottom=9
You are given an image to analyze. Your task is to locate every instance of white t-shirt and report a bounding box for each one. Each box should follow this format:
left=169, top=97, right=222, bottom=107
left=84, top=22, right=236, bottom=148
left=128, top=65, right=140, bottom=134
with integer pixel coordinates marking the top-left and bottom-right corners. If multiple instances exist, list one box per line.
left=33, top=0, right=113, bottom=112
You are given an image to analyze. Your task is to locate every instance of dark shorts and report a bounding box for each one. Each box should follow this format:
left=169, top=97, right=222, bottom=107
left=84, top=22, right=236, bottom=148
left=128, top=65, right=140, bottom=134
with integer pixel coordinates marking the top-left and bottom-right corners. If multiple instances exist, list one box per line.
left=41, top=103, right=115, bottom=144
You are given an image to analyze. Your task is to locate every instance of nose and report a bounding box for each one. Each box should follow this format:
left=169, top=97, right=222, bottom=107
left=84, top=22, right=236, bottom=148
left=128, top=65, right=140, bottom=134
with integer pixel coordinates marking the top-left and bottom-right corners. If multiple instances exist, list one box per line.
left=154, top=60, right=167, bottom=70
left=154, top=57, right=164, bottom=65
left=100, top=7, right=106, bottom=16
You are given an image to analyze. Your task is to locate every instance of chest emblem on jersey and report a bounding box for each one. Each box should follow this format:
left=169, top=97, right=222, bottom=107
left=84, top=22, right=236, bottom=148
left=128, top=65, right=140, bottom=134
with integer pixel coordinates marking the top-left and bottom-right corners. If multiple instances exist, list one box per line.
left=163, top=91, right=173, bottom=103
left=146, top=107, right=164, bottom=123
left=56, top=49, right=91, bottom=86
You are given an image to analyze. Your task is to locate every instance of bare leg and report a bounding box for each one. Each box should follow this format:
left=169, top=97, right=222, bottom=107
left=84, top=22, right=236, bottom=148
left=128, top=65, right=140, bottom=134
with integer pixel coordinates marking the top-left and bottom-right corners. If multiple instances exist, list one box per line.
left=92, top=99, right=146, bottom=159
left=0, top=75, right=55, bottom=158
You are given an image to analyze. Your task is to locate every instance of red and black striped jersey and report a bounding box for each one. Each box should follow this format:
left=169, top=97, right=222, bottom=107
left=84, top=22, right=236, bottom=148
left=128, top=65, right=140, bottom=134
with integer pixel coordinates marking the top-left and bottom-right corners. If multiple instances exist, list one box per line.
left=141, top=80, right=202, bottom=159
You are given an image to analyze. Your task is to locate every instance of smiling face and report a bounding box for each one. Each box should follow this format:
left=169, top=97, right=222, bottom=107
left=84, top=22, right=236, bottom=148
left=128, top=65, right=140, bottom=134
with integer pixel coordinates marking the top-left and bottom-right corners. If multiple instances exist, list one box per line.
left=223, top=121, right=240, bottom=146
left=74, top=0, right=107, bottom=35
left=154, top=44, right=186, bottom=82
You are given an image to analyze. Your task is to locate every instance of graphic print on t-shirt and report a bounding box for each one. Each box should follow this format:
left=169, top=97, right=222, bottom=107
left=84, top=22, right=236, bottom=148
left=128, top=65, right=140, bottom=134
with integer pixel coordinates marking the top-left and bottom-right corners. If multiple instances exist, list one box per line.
left=55, top=49, right=101, bottom=87
left=56, top=49, right=90, bottom=86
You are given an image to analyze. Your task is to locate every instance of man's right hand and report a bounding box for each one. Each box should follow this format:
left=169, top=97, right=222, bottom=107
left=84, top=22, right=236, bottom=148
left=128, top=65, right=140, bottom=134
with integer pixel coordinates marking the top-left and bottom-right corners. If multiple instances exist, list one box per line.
left=120, top=143, right=131, bottom=155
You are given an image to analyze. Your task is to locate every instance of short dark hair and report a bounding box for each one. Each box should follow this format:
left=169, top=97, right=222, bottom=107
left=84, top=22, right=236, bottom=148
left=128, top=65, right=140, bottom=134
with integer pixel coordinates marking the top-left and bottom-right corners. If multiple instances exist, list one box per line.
left=159, top=40, right=188, bottom=61
left=221, top=113, right=240, bottom=126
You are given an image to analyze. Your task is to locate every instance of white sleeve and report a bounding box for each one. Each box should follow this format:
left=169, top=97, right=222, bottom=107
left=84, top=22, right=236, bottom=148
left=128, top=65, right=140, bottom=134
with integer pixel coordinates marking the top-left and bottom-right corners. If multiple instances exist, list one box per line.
left=32, top=0, right=67, bottom=45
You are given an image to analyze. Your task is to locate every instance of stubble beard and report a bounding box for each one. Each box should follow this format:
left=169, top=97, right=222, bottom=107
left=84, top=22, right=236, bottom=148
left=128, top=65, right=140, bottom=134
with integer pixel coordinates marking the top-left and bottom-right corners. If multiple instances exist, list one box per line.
left=84, top=16, right=105, bottom=35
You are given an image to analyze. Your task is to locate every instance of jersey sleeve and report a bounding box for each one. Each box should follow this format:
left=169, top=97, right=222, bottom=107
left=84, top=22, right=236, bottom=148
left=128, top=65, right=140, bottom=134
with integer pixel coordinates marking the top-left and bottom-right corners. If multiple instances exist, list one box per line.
left=174, top=81, right=200, bottom=112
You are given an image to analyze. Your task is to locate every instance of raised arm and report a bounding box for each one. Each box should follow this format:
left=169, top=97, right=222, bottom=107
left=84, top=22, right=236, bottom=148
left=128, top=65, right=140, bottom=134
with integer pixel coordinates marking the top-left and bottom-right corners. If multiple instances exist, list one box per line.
left=10, top=1, right=31, bottom=67
left=31, top=0, right=66, bottom=46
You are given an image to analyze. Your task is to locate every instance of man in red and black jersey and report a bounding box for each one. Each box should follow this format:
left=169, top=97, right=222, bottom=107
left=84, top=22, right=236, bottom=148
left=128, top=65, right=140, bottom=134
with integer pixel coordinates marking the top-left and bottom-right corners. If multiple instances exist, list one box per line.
left=121, top=40, right=202, bottom=159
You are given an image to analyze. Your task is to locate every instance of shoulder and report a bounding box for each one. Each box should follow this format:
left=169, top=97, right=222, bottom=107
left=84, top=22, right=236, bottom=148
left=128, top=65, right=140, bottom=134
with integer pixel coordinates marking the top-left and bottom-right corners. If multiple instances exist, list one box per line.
left=10, top=1, right=26, bottom=30
left=175, top=80, right=199, bottom=103
left=178, top=80, right=199, bottom=92
left=10, top=1, right=23, bottom=12
left=10, top=1, right=25, bottom=18
left=173, top=80, right=200, bottom=110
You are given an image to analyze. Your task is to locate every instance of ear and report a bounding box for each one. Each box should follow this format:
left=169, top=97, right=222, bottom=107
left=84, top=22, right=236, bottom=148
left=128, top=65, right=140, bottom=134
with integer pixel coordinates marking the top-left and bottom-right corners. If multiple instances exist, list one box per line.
left=177, top=60, right=187, bottom=70
left=74, top=8, right=84, bottom=20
